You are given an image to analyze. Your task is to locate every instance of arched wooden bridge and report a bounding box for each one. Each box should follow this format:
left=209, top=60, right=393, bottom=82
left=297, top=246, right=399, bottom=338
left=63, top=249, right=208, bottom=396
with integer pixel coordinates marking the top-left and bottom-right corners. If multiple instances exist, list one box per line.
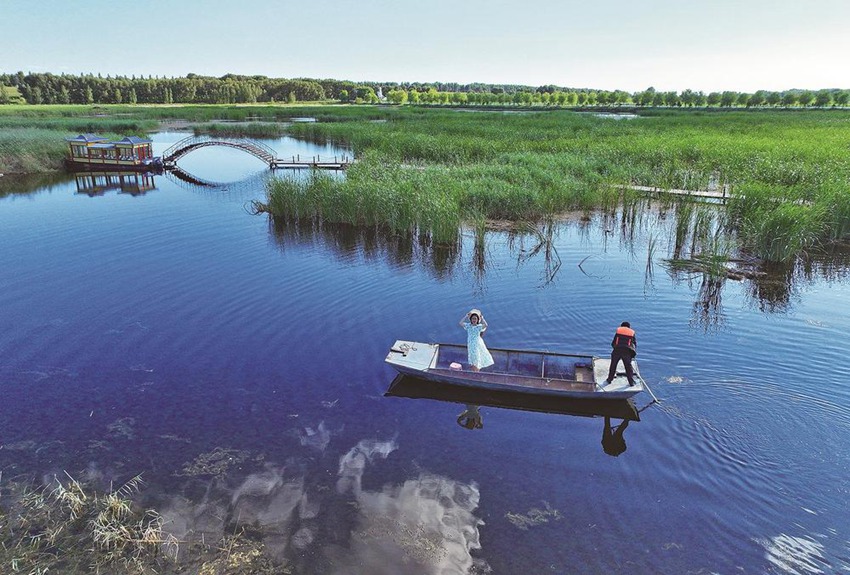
left=160, top=135, right=353, bottom=170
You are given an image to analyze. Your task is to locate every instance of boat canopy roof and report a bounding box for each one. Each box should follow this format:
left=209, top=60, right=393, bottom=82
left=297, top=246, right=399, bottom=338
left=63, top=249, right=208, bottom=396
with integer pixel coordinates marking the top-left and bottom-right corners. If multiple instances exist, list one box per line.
left=66, top=133, right=109, bottom=143
left=114, top=136, right=152, bottom=145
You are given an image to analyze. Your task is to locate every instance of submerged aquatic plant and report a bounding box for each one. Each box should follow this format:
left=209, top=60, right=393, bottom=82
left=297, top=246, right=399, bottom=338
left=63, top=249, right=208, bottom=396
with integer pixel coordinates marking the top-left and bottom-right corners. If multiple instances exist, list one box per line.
left=0, top=473, right=178, bottom=574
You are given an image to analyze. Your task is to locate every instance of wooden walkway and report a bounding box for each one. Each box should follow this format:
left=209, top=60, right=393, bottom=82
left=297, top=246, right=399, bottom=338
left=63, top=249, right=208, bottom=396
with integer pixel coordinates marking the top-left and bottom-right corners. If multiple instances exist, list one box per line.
left=271, top=155, right=353, bottom=170
left=623, top=185, right=733, bottom=202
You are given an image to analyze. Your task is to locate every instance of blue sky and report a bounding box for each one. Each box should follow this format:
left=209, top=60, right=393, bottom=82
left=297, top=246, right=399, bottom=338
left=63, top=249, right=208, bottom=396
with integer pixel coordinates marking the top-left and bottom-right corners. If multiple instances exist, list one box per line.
left=5, top=0, right=848, bottom=92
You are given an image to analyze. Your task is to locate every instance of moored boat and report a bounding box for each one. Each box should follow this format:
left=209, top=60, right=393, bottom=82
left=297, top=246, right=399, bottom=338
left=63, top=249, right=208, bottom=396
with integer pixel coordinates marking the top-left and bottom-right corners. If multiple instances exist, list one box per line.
left=65, top=134, right=162, bottom=171
left=385, top=341, right=644, bottom=399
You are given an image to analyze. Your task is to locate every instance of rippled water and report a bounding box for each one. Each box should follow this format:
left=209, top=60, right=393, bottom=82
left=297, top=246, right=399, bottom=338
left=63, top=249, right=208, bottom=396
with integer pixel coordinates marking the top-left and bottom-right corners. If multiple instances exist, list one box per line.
left=0, top=134, right=849, bottom=574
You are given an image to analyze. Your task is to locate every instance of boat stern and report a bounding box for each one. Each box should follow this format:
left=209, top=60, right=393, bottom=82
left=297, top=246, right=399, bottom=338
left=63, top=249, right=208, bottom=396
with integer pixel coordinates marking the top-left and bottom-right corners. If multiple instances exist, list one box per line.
left=592, top=357, right=644, bottom=398
left=385, top=341, right=438, bottom=375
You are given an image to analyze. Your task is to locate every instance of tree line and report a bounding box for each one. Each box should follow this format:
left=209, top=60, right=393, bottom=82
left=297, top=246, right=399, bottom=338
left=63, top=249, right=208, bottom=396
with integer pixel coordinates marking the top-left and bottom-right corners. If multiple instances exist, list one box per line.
left=1, top=72, right=848, bottom=108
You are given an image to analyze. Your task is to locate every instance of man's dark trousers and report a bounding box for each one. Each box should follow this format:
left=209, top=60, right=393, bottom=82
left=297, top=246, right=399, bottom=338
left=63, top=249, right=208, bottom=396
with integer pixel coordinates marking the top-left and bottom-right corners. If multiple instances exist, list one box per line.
left=607, top=348, right=635, bottom=385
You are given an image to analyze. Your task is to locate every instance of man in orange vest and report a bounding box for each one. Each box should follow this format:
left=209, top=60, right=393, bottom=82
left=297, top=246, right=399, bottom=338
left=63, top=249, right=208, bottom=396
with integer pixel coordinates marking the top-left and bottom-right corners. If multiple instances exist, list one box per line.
left=606, top=321, right=637, bottom=386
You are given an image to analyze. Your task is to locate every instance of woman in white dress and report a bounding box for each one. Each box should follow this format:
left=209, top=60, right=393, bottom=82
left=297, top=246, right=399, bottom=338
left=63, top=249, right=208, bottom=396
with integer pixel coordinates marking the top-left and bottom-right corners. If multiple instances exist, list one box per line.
left=459, top=309, right=494, bottom=371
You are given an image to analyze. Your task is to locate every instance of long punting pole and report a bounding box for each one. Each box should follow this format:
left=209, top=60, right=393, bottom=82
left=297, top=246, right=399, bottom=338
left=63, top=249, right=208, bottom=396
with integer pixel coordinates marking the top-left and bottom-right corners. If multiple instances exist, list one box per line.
left=637, top=373, right=660, bottom=405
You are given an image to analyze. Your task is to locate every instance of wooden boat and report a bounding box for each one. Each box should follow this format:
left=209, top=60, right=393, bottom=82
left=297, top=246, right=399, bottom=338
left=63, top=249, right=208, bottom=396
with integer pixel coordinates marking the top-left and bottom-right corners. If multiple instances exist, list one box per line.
left=65, top=134, right=162, bottom=171
left=385, top=341, right=644, bottom=399
left=385, top=374, right=641, bottom=420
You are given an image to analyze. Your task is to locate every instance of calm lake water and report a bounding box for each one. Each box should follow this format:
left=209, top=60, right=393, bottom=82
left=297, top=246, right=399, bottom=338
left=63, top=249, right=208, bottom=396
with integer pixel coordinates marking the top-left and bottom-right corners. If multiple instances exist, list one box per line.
left=1, top=134, right=849, bottom=574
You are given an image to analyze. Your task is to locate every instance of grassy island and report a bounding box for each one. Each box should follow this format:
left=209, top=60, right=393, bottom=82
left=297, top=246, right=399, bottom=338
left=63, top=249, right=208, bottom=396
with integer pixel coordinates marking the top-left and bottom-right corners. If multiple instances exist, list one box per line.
left=265, top=107, right=850, bottom=262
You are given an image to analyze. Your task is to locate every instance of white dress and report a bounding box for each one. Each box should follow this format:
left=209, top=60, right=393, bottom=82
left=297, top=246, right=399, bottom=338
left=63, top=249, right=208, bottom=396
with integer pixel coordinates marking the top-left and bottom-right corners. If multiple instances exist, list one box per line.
left=463, top=323, right=494, bottom=369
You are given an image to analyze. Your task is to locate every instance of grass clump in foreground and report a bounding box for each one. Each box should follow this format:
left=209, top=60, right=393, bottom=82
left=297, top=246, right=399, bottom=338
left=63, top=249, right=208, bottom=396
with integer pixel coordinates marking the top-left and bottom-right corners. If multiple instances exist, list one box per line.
left=0, top=473, right=177, bottom=574
left=0, top=471, right=292, bottom=574
left=263, top=107, right=850, bottom=261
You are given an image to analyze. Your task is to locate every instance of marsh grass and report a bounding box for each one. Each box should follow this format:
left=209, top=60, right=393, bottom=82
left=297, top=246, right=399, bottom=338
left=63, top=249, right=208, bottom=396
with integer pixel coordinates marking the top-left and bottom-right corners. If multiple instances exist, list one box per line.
left=4, top=104, right=849, bottom=261
left=196, top=122, right=289, bottom=138
left=0, top=473, right=178, bottom=574
left=270, top=108, right=850, bottom=261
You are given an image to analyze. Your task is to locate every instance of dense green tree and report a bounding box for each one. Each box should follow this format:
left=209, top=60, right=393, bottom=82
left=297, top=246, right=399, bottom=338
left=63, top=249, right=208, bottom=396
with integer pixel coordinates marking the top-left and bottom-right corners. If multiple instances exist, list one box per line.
left=664, top=91, right=680, bottom=106
left=720, top=91, right=738, bottom=107
left=680, top=89, right=698, bottom=106
left=386, top=89, right=408, bottom=104
left=635, top=87, right=656, bottom=106
left=30, top=86, right=43, bottom=104
left=798, top=90, right=815, bottom=107
left=814, top=89, right=832, bottom=107
left=749, top=90, right=768, bottom=107
left=781, top=92, right=798, bottom=107
left=5, top=70, right=849, bottom=109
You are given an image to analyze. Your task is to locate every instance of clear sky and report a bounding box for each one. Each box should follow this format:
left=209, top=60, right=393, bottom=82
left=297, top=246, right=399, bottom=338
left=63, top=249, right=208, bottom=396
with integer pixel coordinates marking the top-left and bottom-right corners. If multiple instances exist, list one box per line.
left=4, top=0, right=849, bottom=93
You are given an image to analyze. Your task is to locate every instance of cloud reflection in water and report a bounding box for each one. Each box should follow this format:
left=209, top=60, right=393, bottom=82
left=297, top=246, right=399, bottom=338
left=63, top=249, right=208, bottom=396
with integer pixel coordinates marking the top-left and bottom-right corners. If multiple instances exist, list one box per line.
left=160, top=437, right=486, bottom=573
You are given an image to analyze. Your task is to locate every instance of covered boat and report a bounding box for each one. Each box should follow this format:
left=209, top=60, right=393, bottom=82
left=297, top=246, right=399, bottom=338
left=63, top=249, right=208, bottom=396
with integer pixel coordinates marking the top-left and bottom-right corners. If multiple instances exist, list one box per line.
left=385, top=341, right=644, bottom=400
left=65, top=134, right=162, bottom=171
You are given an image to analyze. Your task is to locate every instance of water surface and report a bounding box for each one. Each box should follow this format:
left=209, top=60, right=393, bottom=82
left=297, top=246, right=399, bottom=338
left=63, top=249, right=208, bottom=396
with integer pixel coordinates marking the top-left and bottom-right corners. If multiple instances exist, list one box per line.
left=0, top=134, right=848, bottom=574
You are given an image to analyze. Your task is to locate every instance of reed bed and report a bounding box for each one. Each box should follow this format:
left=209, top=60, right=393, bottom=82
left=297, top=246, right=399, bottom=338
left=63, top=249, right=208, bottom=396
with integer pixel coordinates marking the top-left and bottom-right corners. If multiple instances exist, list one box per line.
left=3, top=104, right=848, bottom=261
left=267, top=108, right=850, bottom=261
left=196, top=122, right=289, bottom=138
left=0, top=127, right=74, bottom=172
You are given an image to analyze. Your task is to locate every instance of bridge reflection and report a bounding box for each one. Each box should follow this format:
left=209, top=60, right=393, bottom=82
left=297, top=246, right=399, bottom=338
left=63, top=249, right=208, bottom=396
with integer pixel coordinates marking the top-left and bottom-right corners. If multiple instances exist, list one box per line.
left=163, top=166, right=274, bottom=202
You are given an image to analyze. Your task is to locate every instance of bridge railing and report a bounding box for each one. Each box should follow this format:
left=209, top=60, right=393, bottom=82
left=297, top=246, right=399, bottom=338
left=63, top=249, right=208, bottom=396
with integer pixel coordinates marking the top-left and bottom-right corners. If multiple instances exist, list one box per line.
left=161, top=135, right=278, bottom=163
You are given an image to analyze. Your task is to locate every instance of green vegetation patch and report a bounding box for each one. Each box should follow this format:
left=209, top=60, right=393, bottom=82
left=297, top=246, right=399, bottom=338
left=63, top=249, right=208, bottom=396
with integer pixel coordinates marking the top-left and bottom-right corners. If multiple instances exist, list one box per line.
left=263, top=107, right=850, bottom=261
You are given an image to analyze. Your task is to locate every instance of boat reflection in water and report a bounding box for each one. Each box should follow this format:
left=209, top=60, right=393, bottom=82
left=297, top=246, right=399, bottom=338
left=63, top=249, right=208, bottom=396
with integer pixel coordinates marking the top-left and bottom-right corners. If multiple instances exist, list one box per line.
left=74, top=171, right=157, bottom=196
left=385, top=374, right=639, bottom=456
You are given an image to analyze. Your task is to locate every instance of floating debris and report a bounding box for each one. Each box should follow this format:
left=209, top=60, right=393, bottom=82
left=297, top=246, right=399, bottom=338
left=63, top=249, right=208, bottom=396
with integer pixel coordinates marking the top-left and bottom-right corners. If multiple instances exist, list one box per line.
left=2, top=440, right=38, bottom=451
left=177, top=447, right=261, bottom=477
left=106, top=417, right=136, bottom=440
left=158, top=434, right=192, bottom=444
left=505, top=501, right=562, bottom=530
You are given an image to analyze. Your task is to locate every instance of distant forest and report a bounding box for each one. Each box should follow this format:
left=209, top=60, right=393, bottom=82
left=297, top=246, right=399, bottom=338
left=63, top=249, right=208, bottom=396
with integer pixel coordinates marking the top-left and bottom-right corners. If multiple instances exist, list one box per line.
left=1, top=71, right=849, bottom=108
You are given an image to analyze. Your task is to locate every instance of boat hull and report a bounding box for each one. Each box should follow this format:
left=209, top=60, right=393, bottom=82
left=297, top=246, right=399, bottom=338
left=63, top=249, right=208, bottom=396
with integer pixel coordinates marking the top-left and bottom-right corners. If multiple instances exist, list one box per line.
left=385, top=341, right=643, bottom=400
left=65, top=158, right=163, bottom=173
left=385, top=374, right=641, bottom=420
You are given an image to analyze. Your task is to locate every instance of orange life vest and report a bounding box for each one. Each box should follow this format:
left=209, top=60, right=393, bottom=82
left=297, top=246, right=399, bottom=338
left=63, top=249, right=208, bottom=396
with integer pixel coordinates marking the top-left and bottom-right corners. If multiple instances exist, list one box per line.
left=613, top=326, right=635, bottom=349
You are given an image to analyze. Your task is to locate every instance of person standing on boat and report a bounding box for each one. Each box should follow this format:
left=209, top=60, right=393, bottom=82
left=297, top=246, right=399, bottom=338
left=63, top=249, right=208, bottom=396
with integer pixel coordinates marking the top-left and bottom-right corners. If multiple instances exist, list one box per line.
left=459, top=309, right=494, bottom=371
left=606, top=321, right=637, bottom=386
